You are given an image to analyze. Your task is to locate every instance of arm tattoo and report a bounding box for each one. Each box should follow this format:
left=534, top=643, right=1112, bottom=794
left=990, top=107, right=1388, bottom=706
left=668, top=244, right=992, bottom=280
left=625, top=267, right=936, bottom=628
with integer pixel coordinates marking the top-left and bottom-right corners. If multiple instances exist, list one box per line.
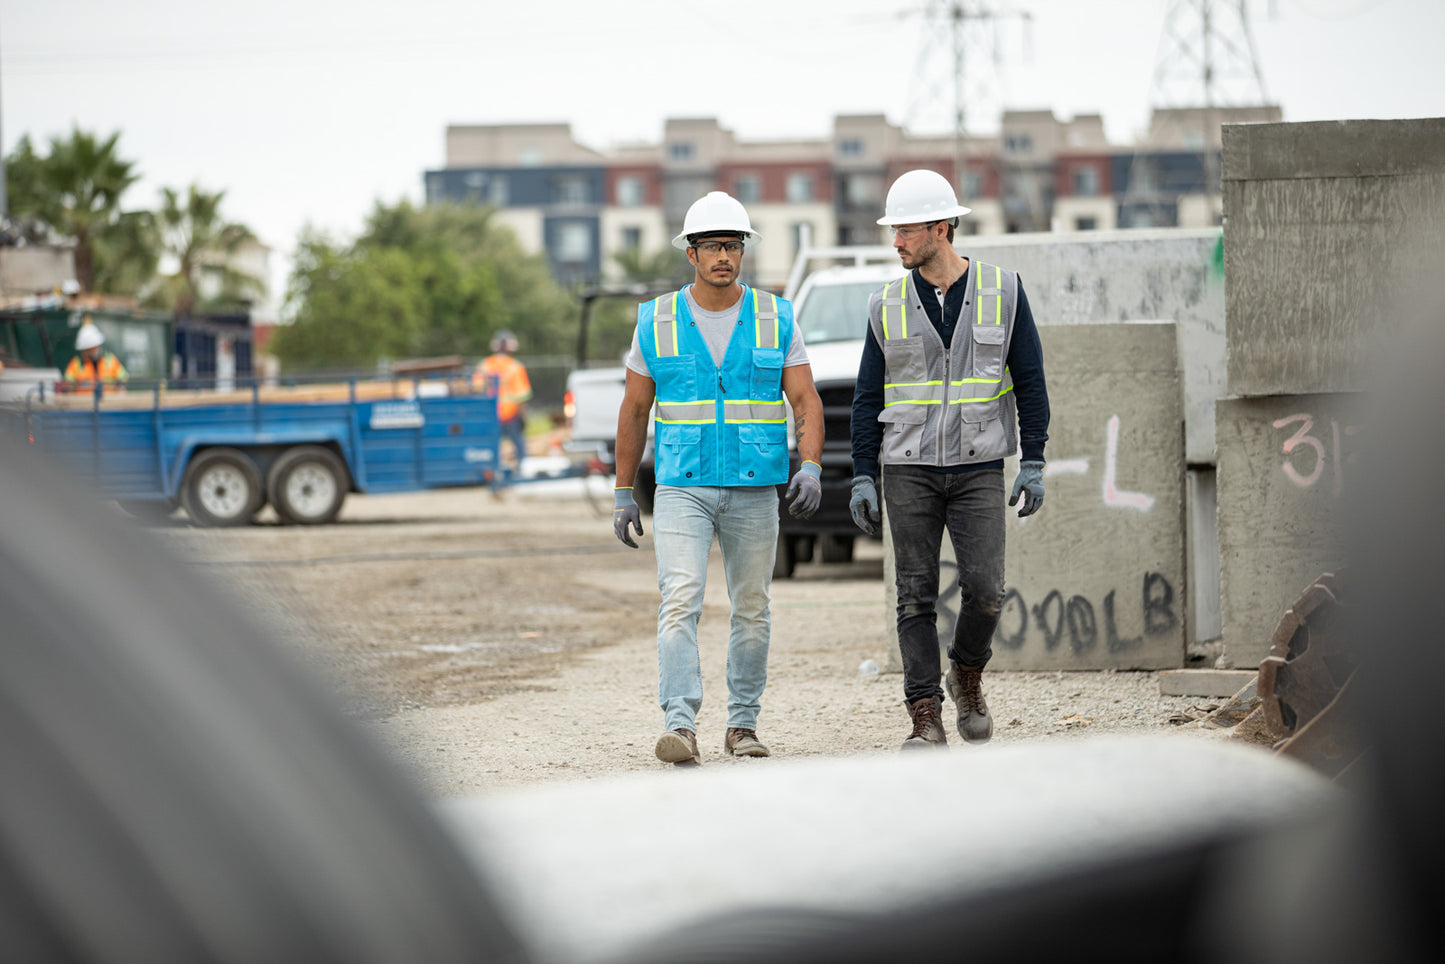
left=795, top=412, right=807, bottom=445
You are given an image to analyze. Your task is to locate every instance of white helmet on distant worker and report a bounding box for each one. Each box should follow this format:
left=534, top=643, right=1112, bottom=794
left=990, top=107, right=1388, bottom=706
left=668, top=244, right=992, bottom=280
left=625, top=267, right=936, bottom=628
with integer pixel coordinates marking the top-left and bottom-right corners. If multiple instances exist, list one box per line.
left=75, top=323, right=105, bottom=352
left=671, top=191, right=761, bottom=250
left=876, top=169, right=972, bottom=226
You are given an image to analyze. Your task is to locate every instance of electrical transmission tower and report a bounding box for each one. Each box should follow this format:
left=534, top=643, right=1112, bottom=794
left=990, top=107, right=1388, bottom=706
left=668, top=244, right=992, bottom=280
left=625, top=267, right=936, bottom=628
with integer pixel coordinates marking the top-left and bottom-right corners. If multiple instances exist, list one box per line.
left=1126, top=0, right=1271, bottom=227
left=906, top=2, right=1032, bottom=209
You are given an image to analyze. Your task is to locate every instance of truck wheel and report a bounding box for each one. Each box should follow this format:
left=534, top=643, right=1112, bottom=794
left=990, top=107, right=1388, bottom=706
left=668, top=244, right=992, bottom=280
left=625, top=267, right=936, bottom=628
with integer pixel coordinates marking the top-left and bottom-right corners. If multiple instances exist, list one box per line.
left=182, top=448, right=263, bottom=527
left=773, top=534, right=797, bottom=580
left=268, top=445, right=349, bottom=525
left=819, top=534, right=856, bottom=564
left=635, top=464, right=656, bottom=516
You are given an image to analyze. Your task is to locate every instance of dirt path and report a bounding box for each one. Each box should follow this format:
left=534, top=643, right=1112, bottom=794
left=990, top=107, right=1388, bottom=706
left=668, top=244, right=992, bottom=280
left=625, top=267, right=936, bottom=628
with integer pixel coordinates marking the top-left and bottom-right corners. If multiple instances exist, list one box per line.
left=159, top=484, right=1221, bottom=797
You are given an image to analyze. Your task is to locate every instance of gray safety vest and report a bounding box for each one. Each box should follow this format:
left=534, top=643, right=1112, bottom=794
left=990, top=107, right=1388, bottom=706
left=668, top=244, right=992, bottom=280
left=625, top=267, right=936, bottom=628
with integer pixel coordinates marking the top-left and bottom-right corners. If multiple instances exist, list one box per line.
left=866, top=262, right=1019, bottom=467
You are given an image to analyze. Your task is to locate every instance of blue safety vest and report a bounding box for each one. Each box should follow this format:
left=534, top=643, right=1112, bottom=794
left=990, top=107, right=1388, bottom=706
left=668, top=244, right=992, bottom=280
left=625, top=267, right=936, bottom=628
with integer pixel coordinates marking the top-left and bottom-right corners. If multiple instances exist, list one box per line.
left=636, top=285, right=793, bottom=487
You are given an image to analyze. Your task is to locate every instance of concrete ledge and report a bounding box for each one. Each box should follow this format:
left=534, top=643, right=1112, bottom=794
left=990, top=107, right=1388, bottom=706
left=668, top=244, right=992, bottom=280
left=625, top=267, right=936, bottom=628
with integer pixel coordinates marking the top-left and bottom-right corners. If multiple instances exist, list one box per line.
left=1159, top=669, right=1258, bottom=698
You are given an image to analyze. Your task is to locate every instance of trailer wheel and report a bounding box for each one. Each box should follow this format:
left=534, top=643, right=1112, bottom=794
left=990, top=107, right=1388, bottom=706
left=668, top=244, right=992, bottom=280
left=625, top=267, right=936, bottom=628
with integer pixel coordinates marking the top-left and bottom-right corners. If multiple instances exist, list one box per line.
left=268, top=445, right=349, bottom=525
left=773, top=533, right=797, bottom=580
left=819, top=533, right=856, bottom=564
left=182, top=448, right=263, bottom=527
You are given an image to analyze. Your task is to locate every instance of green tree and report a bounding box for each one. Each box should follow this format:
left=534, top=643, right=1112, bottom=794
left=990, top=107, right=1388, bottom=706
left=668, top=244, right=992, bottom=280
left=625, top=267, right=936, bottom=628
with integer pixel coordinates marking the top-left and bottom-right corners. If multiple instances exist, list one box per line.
left=272, top=200, right=576, bottom=371
left=149, top=185, right=263, bottom=316
left=3, top=128, right=149, bottom=294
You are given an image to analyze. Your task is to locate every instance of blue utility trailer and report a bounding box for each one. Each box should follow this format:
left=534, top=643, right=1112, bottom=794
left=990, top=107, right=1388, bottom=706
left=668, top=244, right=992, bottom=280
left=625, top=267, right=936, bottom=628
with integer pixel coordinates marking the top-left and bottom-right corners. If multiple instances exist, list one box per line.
left=11, top=375, right=507, bottom=526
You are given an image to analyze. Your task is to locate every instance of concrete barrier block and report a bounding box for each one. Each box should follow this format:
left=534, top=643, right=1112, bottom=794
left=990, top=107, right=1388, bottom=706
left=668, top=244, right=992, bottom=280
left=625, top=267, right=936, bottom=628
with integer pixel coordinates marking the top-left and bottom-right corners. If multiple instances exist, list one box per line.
left=1215, top=394, right=1360, bottom=668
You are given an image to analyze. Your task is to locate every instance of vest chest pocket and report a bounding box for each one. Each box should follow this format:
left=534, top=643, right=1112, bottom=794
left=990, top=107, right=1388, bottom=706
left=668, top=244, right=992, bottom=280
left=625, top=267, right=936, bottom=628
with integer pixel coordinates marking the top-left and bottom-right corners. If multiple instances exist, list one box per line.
left=882, top=336, right=928, bottom=384
left=971, top=325, right=1007, bottom=380
left=650, top=354, right=696, bottom=398
left=878, top=404, right=928, bottom=462
left=750, top=349, right=784, bottom=400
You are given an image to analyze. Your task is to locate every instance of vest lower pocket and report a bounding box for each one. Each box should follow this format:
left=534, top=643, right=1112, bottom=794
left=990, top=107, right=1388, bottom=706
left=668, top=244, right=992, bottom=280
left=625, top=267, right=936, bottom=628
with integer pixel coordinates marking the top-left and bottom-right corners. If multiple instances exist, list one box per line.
left=878, top=403, right=928, bottom=462
left=657, top=423, right=704, bottom=482
left=736, top=423, right=787, bottom=483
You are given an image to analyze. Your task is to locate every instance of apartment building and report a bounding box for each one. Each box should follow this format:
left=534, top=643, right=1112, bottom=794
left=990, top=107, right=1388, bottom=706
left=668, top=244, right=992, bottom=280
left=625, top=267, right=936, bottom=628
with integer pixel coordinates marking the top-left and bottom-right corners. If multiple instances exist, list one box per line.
left=425, top=106, right=1280, bottom=290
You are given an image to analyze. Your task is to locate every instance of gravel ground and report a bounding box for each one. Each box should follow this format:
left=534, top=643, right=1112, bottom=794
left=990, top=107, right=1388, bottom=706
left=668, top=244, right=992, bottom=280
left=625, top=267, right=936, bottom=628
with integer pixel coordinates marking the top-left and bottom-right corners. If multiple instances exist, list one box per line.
left=160, top=483, right=1246, bottom=799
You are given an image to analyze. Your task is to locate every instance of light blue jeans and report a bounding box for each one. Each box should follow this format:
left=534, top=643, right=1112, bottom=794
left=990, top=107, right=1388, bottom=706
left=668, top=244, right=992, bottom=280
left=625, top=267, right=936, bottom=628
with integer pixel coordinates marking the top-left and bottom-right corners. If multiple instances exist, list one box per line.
left=653, top=484, right=780, bottom=734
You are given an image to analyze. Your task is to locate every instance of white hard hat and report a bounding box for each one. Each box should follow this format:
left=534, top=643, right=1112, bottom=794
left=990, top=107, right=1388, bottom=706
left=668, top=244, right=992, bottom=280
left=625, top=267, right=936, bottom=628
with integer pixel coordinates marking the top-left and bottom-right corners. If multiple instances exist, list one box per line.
left=877, top=169, right=972, bottom=225
left=75, top=323, right=105, bottom=352
left=671, top=191, right=761, bottom=250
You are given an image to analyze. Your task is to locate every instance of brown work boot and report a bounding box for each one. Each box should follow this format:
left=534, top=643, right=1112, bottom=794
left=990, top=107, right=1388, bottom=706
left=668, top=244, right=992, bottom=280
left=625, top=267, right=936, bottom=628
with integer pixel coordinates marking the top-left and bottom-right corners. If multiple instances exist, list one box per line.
left=655, top=728, right=701, bottom=766
left=901, top=696, right=948, bottom=750
left=946, top=662, right=994, bottom=743
left=724, top=727, right=771, bottom=758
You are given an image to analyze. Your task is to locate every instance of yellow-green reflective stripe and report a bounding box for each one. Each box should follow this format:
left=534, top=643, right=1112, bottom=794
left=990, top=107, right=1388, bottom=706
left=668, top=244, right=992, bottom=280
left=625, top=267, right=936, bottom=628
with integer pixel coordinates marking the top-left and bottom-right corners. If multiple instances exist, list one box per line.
left=949, top=385, right=1014, bottom=404
left=899, top=275, right=909, bottom=339
left=653, top=292, right=681, bottom=357
left=884, top=380, right=943, bottom=388
left=881, top=279, right=894, bottom=341
left=753, top=290, right=780, bottom=348
left=993, top=265, right=1002, bottom=325
left=882, top=399, right=943, bottom=407
left=656, top=418, right=713, bottom=424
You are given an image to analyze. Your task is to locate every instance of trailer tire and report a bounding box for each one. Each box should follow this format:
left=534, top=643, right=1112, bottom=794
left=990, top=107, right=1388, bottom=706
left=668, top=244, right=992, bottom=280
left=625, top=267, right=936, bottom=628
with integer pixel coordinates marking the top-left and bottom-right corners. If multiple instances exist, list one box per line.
left=773, top=533, right=797, bottom=580
left=634, top=464, right=656, bottom=517
left=182, top=447, right=263, bottom=527
left=268, top=445, right=349, bottom=525
left=819, top=533, right=856, bottom=564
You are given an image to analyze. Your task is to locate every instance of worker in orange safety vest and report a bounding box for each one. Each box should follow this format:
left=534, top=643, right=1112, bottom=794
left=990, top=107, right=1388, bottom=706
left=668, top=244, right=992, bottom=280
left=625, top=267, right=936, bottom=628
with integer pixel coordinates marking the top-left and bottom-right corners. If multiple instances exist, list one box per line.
left=63, top=321, right=128, bottom=391
left=474, top=330, right=532, bottom=466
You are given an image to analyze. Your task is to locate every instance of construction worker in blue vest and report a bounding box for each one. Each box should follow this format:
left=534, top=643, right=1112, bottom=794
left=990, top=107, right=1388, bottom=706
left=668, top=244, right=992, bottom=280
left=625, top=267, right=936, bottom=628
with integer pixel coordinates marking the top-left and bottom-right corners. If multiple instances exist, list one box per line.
left=612, top=191, right=825, bottom=767
left=850, top=169, right=1051, bottom=751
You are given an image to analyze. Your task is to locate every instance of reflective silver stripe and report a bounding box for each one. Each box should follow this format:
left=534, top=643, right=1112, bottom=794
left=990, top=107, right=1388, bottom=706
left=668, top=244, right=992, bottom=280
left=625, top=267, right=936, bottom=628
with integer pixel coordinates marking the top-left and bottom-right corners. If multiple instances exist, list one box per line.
left=880, top=276, right=909, bottom=341
left=753, top=289, right=780, bottom=349
left=653, top=290, right=681, bottom=357
left=974, top=262, right=1003, bottom=326
left=722, top=399, right=787, bottom=423
left=656, top=400, right=714, bottom=423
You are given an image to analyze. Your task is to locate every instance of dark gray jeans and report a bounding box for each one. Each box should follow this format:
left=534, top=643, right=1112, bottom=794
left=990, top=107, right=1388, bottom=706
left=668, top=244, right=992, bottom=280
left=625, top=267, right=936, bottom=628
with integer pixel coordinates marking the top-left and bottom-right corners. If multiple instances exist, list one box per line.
left=882, top=464, right=1006, bottom=703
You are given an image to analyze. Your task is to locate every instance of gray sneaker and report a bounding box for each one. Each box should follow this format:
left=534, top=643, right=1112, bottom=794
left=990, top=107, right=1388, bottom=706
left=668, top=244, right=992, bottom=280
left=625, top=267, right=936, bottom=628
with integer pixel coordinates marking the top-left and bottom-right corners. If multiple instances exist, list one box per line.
left=724, top=727, right=770, bottom=758
left=946, top=662, right=994, bottom=743
left=901, top=696, right=948, bottom=750
left=655, top=728, right=701, bottom=766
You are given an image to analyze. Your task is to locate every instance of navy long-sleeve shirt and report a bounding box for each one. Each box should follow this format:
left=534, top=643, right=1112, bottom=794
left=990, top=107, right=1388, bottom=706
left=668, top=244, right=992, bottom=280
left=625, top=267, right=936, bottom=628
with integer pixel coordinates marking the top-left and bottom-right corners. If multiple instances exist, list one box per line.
left=851, top=265, right=1050, bottom=480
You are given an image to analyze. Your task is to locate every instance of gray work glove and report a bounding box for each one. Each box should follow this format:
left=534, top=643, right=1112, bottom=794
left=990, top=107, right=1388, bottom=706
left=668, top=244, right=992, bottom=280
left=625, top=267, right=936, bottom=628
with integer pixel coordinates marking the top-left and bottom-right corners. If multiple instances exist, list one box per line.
left=1009, top=460, right=1046, bottom=517
left=785, top=460, right=823, bottom=519
left=850, top=475, right=881, bottom=535
left=613, top=487, right=643, bottom=548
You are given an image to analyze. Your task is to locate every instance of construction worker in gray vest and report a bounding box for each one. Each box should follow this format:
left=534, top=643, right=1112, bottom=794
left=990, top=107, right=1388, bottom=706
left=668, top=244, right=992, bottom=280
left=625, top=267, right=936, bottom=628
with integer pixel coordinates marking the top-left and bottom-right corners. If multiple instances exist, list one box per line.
left=849, top=169, right=1051, bottom=750
left=612, top=191, right=825, bottom=766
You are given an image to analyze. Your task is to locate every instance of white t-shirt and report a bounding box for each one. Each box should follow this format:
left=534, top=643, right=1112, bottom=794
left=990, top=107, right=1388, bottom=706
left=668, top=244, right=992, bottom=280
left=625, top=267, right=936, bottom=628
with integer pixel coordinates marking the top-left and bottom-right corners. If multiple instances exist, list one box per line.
left=625, top=285, right=810, bottom=378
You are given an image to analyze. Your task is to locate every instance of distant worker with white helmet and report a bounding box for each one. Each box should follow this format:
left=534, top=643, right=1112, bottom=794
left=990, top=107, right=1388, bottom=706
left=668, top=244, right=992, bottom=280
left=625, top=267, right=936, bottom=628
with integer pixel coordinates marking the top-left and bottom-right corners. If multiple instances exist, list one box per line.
left=612, top=191, right=825, bottom=766
left=474, top=329, right=532, bottom=467
left=850, top=169, right=1051, bottom=751
left=63, top=319, right=129, bottom=391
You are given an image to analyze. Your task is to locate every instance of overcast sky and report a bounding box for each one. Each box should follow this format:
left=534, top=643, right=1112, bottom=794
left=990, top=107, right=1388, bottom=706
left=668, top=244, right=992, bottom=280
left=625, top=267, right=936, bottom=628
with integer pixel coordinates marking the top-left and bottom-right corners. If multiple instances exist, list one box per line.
left=4, top=0, right=1443, bottom=316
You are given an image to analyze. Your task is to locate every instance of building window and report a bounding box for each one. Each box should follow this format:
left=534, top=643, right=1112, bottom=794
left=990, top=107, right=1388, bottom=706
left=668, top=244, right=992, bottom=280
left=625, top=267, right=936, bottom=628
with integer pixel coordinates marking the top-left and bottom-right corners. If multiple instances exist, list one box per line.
left=843, top=173, right=879, bottom=206
left=1072, top=167, right=1100, bottom=197
left=555, top=174, right=589, bottom=205
left=1074, top=216, right=1098, bottom=231
left=786, top=173, right=814, bottom=203
left=790, top=222, right=814, bottom=251
left=616, top=176, right=645, bottom=207
left=668, top=142, right=694, bottom=161
left=734, top=174, right=761, bottom=204
left=1004, top=134, right=1033, bottom=154
left=487, top=175, right=509, bottom=206
left=957, top=219, right=981, bottom=236
left=425, top=173, right=443, bottom=202
left=555, top=222, right=591, bottom=262
left=621, top=226, right=642, bottom=251
left=963, top=171, right=983, bottom=199
left=837, top=138, right=864, bottom=157
left=519, top=147, right=543, bottom=167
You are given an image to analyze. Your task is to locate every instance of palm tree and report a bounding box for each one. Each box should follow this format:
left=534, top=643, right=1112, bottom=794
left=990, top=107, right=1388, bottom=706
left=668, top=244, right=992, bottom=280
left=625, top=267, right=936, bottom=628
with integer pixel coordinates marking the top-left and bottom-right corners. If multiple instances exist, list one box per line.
left=153, top=185, right=263, bottom=316
left=4, top=129, right=142, bottom=292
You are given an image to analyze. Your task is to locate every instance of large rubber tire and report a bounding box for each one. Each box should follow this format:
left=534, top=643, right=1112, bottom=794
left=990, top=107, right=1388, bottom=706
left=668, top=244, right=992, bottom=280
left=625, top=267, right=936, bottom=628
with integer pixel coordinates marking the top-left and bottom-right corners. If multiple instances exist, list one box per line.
left=819, top=533, right=856, bottom=564
left=268, top=445, right=349, bottom=525
left=181, top=447, right=263, bottom=527
left=634, top=463, right=656, bottom=517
